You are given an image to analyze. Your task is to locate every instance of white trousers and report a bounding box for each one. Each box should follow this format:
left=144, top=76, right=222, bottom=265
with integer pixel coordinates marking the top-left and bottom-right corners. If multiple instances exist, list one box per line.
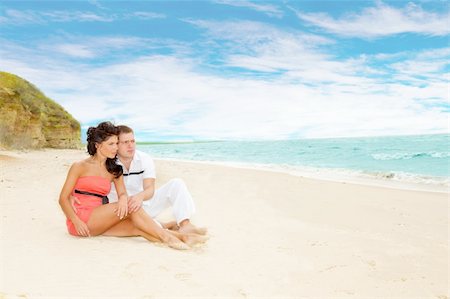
left=142, top=178, right=196, bottom=225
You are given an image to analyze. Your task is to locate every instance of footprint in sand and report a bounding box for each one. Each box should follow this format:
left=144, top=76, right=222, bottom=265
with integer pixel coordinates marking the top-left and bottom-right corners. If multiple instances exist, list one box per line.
left=237, top=288, right=248, bottom=298
left=174, top=272, right=192, bottom=281
left=158, top=265, right=169, bottom=271
left=276, top=246, right=293, bottom=252
left=320, top=264, right=347, bottom=273
left=365, top=260, right=377, bottom=269
left=123, top=262, right=140, bottom=278
left=335, top=289, right=355, bottom=295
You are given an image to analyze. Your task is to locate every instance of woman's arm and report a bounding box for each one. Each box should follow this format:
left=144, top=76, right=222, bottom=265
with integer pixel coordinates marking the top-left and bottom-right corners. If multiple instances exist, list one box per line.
left=58, top=163, right=90, bottom=236
left=59, top=163, right=81, bottom=221
left=113, top=175, right=128, bottom=219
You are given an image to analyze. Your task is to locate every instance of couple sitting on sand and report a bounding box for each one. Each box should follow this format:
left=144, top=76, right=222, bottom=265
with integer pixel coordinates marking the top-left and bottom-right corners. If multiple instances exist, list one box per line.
left=59, top=121, right=207, bottom=250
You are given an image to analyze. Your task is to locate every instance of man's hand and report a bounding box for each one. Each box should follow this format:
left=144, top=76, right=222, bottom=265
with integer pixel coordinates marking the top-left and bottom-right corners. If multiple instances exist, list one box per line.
left=69, top=195, right=81, bottom=213
left=128, top=195, right=143, bottom=213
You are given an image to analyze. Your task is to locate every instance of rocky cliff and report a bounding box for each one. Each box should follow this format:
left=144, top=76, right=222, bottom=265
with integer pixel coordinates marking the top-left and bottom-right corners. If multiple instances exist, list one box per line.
left=0, top=71, right=81, bottom=149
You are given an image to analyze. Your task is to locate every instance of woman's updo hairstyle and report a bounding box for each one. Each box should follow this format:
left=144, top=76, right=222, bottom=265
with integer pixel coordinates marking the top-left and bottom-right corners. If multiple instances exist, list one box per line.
left=86, top=121, right=123, bottom=178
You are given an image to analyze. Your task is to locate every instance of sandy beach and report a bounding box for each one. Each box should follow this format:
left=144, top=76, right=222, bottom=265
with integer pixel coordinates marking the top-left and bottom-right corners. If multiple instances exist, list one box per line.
left=0, top=149, right=448, bottom=299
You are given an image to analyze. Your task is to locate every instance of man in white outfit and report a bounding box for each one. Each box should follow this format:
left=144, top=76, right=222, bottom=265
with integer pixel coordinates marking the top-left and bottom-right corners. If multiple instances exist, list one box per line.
left=107, top=125, right=205, bottom=235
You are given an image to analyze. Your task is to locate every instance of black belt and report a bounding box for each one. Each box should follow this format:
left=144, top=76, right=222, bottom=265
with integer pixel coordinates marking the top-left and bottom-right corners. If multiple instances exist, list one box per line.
left=74, top=189, right=109, bottom=205
left=123, top=170, right=144, bottom=176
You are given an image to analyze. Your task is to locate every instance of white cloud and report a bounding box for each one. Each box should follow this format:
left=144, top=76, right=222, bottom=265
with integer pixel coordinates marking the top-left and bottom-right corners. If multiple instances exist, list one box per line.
left=10, top=35, right=187, bottom=60
left=0, top=9, right=114, bottom=24
left=88, top=0, right=107, bottom=10
left=186, top=19, right=334, bottom=74
left=187, top=19, right=331, bottom=47
left=186, top=19, right=380, bottom=87
left=0, top=9, right=166, bottom=24
left=391, top=59, right=448, bottom=75
left=1, top=39, right=447, bottom=140
left=71, top=12, right=115, bottom=22
left=378, top=47, right=450, bottom=85
left=52, top=44, right=96, bottom=58
left=0, top=9, right=44, bottom=24
left=128, top=12, right=166, bottom=19
left=295, top=2, right=450, bottom=38
left=213, top=0, right=283, bottom=18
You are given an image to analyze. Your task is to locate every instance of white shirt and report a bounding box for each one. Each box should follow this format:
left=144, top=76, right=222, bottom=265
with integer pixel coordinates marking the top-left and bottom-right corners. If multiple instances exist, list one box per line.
left=108, top=150, right=156, bottom=202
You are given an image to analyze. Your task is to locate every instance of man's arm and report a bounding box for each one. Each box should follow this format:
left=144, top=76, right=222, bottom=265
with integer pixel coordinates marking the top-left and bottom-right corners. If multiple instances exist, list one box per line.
left=128, top=178, right=155, bottom=213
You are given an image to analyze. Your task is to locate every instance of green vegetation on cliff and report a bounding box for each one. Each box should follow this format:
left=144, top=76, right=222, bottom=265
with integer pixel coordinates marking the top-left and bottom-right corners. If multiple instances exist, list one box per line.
left=0, top=71, right=81, bottom=149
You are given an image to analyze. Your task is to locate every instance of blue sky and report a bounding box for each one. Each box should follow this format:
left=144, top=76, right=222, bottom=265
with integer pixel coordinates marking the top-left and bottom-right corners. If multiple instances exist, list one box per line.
left=1, top=0, right=449, bottom=141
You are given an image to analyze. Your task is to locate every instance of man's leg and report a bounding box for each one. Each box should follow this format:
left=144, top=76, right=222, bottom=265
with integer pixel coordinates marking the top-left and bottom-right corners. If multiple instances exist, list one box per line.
left=142, top=178, right=203, bottom=234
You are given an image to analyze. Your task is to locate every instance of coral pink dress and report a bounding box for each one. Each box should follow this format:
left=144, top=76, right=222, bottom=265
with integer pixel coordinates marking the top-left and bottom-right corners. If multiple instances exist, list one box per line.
left=66, top=176, right=111, bottom=236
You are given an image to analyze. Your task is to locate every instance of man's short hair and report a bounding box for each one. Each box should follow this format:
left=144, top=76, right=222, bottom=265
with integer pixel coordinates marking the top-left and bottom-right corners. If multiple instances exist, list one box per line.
left=117, top=125, right=134, bottom=134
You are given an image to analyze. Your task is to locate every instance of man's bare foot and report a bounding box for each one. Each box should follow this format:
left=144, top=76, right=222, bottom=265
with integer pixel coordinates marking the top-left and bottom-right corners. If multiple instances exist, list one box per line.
left=182, top=233, right=209, bottom=247
left=179, top=223, right=208, bottom=235
left=161, top=221, right=178, bottom=230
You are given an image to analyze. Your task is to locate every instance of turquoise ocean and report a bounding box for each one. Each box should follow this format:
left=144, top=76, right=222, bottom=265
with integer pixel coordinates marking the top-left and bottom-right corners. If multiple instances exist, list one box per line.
left=138, top=134, right=449, bottom=190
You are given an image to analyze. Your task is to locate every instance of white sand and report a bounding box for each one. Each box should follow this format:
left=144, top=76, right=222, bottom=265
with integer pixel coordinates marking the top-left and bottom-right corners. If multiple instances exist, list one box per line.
left=0, top=149, right=448, bottom=299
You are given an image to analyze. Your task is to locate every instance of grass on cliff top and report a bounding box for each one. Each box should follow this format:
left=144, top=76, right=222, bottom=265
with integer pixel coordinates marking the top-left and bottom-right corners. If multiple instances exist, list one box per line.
left=0, top=71, right=80, bottom=129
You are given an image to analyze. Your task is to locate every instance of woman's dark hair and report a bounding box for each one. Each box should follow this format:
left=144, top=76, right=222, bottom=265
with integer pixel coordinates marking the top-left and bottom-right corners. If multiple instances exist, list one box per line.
left=86, top=121, right=123, bottom=178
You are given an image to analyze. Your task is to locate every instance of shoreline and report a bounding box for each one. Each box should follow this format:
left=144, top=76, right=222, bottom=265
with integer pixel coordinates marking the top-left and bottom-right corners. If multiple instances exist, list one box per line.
left=1, top=148, right=447, bottom=193
left=152, top=156, right=449, bottom=194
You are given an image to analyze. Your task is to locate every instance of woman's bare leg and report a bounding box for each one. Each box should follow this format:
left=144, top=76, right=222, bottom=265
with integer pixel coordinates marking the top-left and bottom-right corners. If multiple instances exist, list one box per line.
left=103, top=217, right=207, bottom=247
left=127, top=208, right=193, bottom=249
left=130, top=208, right=208, bottom=246
left=103, top=219, right=160, bottom=243
left=86, top=203, right=122, bottom=234
left=87, top=203, right=189, bottom=250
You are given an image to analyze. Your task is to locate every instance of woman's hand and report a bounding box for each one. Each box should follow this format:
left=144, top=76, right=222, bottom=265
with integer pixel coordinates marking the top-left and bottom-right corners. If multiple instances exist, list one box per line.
left=116, top=198, right=128, bottom=219
left=73, top=218, right=90, bottom=237
left=113, top=176, right=129, bottom=219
